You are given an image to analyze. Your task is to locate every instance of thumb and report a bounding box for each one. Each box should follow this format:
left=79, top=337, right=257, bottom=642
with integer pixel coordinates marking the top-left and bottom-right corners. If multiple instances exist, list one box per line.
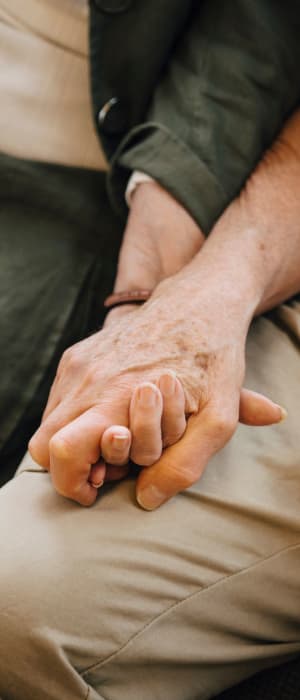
left=136, top=390, right=287, bottom=511
left=239, top=389, right=287, bottom=426
left=136, top=406, right=233, bottom=511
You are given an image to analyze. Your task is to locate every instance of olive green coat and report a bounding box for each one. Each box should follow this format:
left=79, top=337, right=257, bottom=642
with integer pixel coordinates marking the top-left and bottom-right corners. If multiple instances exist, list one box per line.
left=89, top=0, right=300, bottom=234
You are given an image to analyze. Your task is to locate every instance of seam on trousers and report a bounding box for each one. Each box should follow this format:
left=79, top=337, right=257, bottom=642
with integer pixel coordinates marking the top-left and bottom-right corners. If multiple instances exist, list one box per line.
left=81, top=540, right=300, bottom=678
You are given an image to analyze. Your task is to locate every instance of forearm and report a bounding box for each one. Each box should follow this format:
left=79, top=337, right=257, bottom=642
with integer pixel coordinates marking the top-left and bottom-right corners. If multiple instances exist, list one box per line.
left=173, top=108, right=300, bottom=322
left=240, top=108, right=300, bottom=314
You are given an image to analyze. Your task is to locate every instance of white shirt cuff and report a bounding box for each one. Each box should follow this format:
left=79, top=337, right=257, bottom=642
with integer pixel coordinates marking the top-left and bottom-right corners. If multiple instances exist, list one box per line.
left=125, top=170, right=154, bottom=207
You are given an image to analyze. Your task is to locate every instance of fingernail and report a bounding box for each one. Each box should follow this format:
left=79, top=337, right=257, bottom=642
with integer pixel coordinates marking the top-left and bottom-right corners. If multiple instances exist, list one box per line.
left=90, top=479, right=104, bottom=489
left=159, top=373, right=176, bottom=397
left=137, top=485, right=167, bottom=511
left=278, top=406, right=288, bottom=422
left=138, top=385, right=157, bottom=407
left=112, top=434, right=129, bottom=449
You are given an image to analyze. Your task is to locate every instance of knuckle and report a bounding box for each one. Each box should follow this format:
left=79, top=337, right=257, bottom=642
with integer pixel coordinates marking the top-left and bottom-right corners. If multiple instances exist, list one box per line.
left=180, top=462, right=199, bottom=487
left=166, top=458, right=200, bottom=489
left=181, top=474, right=196, bottom=490
left=49, top=434, right=74, bottom=461
left=56, top=485, right=91, bottom=506
left=163, top=427, right=185, bottom=447
left=28, top=436, right=48, bottom=468
left=210, top=410, right=236, bottom=440
left=61, top=347, right=81, bottom=373
left=52, top=474, right=78, bottom=500
left=174, top=467, right=196, bottom=490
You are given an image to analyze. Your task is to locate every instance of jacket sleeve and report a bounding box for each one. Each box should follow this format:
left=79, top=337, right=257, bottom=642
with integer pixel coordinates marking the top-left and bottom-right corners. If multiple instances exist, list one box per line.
left=108, top=0, right=300, bottom=235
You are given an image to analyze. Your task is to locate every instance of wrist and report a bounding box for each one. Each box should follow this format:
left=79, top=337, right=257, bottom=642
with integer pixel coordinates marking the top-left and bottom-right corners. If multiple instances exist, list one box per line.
left=197, top=200, right=268, bottom=313
left=152, top=263, right=260, bottom=344
left=157, top=202, right=266, bottom=330
left=114, top=180, right=205, bottom=293
left=201, top=111, right=300, bottom=316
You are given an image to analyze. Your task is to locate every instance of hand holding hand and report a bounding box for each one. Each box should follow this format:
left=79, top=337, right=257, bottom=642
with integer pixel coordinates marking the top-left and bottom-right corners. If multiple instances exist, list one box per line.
left=29, top=263, right=285, bottom=508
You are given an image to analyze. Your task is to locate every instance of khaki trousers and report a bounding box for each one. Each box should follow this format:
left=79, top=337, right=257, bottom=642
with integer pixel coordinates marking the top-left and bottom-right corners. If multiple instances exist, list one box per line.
left=0, top=300, right=299, bottom=700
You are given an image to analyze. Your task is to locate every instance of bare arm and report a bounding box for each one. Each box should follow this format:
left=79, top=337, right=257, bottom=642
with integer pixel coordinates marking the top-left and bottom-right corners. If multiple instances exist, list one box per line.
left=203, top=108, right=300, bottom=316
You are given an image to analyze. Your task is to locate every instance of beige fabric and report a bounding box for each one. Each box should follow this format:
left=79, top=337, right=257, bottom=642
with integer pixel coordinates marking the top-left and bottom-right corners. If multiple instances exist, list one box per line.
left=0, top=0, right=148, bottom=198
left=0, top=0, right=107, bottom=169
left=0, top=299, right=300, bottom=699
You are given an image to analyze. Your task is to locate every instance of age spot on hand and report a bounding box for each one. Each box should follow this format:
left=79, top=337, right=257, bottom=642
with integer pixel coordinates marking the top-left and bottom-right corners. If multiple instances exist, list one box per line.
left=194, top=352, right=209, bottom=371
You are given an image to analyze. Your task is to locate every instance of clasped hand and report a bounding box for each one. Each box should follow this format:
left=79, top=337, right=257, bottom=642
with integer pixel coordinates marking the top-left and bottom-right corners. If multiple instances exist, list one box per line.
left=29, top=274, right=284, bottom=510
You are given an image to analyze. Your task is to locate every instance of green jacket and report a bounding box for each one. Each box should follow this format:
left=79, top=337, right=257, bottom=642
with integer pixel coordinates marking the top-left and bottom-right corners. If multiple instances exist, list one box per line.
left=89, top=0, right=300, bottom=234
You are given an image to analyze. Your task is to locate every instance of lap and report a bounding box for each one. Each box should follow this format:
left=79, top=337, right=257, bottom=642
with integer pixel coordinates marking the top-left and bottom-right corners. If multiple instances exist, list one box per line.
left=0, top=304, right=299, bottom=699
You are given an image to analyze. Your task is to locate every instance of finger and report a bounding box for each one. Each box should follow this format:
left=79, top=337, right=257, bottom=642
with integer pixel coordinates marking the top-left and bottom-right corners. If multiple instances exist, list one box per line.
left=239, top=389, right=287, bottom=426
left=88, top=460, right=107, bottom=488
left=157, top=372, right=186, bottom=447
left=28, top=401, right=86, bottom=469
left=105, top=464, right=130, bottom=481
left=89, top=460, right=129, bottom=485
left=130, top=383, right=163, bottom=466
left=136, top=405, right=236, bottom=511
left=49, top=408, right=111, bottom=506
left=101, top=425, right=131, bottom=465
left=29, top=403, right=84, bottom=469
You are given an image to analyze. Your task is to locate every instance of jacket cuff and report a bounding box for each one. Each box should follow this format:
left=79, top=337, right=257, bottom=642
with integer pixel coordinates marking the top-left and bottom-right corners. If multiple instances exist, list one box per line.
left=107, top=122, right=228, bottom=235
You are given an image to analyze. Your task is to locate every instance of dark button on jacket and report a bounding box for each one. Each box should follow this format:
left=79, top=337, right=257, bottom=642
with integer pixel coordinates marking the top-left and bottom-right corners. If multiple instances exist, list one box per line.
left=97, top=97, right=129, bottom=135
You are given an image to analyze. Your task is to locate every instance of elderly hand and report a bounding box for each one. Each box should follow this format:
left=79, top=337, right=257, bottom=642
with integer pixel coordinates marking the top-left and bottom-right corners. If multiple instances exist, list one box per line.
left=92, top=180, right=281, bottom=487
left=28, top=240, right=284, bottom=507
